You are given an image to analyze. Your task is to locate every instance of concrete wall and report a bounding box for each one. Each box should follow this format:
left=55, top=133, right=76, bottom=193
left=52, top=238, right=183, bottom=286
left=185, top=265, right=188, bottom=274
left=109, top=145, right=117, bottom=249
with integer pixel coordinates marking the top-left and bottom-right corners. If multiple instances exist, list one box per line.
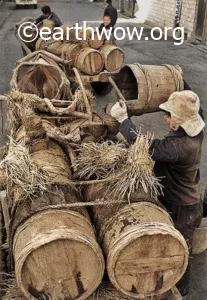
left=145, top=0, right=199, bottom=40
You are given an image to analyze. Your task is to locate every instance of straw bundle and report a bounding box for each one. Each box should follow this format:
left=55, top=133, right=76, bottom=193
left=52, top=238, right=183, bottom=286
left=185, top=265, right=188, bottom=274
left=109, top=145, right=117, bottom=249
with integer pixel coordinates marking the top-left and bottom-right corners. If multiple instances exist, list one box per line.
left=74, top=87, right=95, bottom=112
left=74, top=132, right=163, bottom=200
left=42, top=19, right=55, bottom=32
left=0, top=139, right=50, bottom=200
left=74, top=141, right=127, bottom=180
left=110, top=133, right=162, bottom=201
left=1, top=276, right=26, bottom=300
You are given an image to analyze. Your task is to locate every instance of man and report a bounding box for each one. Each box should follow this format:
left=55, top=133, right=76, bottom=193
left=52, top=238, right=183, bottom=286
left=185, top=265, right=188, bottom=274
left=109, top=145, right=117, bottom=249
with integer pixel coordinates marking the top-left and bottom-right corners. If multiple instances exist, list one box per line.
left=35, top=6, right=63, bottom=28
left=110, top=91, right=205, bottom=297
left=104, top=0, right=118, bottom=27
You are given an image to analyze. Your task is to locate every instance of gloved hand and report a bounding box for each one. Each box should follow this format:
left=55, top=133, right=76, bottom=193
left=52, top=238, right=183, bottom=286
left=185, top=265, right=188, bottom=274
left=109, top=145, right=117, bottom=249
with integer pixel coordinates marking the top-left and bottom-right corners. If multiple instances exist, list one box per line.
left=110, top=99, right=128, bottom=123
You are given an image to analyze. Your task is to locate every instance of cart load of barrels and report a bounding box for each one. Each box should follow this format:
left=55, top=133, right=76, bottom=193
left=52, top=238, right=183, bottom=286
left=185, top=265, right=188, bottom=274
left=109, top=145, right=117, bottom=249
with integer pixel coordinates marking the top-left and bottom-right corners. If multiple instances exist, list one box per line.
left=16, top=19, right=125, bottom=76
left=0, top=15, right=196, bottom=300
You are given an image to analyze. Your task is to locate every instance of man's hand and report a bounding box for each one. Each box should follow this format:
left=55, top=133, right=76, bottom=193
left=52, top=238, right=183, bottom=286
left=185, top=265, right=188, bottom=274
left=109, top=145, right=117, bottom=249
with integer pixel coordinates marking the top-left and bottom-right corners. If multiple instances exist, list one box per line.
left=110, top=99, right=128, bottom=123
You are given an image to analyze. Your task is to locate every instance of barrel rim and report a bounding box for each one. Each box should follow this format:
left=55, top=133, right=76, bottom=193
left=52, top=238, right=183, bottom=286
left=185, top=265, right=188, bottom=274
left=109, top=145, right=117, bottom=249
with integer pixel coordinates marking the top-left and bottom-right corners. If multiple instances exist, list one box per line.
left=107, top=222, right=189, bottom=298
left=14, top=210, right=105, bottom=300
left=99, top=202, right=174, bottom=242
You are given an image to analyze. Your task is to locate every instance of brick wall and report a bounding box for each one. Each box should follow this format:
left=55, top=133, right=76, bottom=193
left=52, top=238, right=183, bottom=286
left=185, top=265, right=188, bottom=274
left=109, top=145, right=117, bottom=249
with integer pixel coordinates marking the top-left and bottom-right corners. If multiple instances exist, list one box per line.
left=145, top=0, right=199, bottom=40
left=180, top=0, right=199, bottom=39
left=146, top=0, right=176, bottom=28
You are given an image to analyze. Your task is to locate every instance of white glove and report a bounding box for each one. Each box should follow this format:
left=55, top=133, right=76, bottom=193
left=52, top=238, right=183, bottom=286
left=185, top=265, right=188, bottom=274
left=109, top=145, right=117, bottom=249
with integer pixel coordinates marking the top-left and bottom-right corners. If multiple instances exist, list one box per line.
left=110, top=99, right=128, bottom=123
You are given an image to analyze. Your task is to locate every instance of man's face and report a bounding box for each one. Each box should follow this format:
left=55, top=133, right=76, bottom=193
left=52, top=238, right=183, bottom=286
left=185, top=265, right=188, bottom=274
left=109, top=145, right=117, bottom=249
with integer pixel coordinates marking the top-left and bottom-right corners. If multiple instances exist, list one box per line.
left=164, top=113, right=171, bottom=127
left=103, top=16, right=111, bottom=26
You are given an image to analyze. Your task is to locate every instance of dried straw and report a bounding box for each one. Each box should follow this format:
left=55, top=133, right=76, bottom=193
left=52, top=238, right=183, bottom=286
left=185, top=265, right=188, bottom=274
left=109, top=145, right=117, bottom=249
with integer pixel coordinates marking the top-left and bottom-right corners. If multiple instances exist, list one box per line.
left=1, top=275, right=26, bottom=300
left=88, top=281, right=134, bottom=300
left=74, top=87, right=95, bottom=113
left=73, top=141, right=127, bottom=180
left=74, top=132, right=163, bottom=200
left=109, top=132, right=163, bottom=201
left=0, top=139, right=50, bottom=200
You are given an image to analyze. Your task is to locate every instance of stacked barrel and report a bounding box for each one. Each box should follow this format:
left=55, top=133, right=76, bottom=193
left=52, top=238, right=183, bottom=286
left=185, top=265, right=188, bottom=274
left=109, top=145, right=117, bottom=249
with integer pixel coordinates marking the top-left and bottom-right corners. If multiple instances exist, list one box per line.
left=35, top=23, right=125, bottom=75
left=0, top=43, right=107, bottom=299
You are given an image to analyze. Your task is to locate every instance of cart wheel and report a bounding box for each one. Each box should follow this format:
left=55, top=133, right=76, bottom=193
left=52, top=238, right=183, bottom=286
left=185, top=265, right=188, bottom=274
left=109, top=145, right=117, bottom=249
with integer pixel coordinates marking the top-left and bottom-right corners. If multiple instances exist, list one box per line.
left=33, top=4, right=37, bottom=9
left=91, top=82, right=113, bottom=95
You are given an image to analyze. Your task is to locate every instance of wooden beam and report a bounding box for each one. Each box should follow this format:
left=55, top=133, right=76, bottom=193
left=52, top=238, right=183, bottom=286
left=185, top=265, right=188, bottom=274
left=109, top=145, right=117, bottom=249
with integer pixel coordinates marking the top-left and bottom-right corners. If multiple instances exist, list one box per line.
left=0, top=190, right=10, bottom=238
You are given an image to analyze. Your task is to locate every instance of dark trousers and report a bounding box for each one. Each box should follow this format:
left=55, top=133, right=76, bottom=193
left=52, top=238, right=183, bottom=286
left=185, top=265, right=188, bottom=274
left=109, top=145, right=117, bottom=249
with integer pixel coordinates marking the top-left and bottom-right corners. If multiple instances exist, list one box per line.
left=161, top=199, right=203, bottom=293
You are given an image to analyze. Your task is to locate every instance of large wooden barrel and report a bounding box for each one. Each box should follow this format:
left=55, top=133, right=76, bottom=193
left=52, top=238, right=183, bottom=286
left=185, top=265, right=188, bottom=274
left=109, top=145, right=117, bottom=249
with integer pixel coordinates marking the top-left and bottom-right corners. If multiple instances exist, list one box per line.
left=88, top=32, right=104, bottom=49
left=74, top=47, right=104, bottom=75
left=115, top=64, right=184, bottom=116
left=61, top=43, right=83, bottom=61
left=11, top=139, right=105, bottom=300
left=99, top=45, right=124, bottom=72
left=35, top=38, right=63, bottom=56
left=85, top=184, right=189, bottom=298
left=13, top=209, right=105, bottom=300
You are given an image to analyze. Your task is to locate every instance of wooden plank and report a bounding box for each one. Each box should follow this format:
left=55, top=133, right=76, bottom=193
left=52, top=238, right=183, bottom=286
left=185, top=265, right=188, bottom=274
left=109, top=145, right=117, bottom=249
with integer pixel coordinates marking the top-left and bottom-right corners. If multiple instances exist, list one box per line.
left=0, top=190, right=10, bottom=238
left=116, top=256, right=184, bottom=275
left=171, top=285, right=183, bottom=300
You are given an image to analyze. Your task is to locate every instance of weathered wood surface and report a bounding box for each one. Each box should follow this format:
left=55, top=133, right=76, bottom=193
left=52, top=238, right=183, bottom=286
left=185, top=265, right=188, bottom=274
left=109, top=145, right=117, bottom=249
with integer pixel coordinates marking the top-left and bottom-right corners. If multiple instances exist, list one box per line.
left=99, top=45, right=125, bottom=72
left=115, top=64, right=184, bottom=116
left=85, top=184, right=188, bottom=299
left=9, top=139, right=104, bottom=300
left=74, top=47, right=104, bottom=75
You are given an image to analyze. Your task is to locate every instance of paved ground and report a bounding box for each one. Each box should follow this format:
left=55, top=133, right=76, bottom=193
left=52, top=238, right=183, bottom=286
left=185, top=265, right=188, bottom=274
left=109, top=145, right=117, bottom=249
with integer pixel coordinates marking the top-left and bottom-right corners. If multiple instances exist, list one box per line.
left=0, top=1, right=207, bottom=299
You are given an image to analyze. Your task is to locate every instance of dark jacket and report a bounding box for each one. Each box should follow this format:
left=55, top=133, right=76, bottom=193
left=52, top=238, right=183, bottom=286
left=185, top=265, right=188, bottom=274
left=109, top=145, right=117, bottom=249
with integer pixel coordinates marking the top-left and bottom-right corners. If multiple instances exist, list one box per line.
left=35, top=12, right=63, bottom=27
left=104, top=4, right=118, bottom=27
left=119, top=119, right=204, bottom=205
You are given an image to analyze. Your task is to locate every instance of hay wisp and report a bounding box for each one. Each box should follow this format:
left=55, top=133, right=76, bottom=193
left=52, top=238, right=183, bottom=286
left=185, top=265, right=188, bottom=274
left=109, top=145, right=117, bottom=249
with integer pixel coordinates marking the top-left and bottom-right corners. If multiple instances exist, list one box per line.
left=109, top=132, right=163, bottom=201
left=0, top=139, right=51, bottom=200
left=74, top=133, right=163, bottom=201
left=73, top=141, right=127, bottom=180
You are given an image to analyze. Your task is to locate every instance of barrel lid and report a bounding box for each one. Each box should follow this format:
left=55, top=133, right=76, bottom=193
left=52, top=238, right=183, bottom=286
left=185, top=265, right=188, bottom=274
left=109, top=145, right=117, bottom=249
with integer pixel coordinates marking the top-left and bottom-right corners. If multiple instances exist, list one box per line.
left=107, top=222, right=188, bottom=298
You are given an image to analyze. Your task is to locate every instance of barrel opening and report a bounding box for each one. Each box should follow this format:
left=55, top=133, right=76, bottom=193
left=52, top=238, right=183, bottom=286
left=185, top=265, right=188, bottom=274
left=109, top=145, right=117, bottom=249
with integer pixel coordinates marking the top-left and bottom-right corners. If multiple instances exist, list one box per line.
left=115, top=66, right=138, bottom=100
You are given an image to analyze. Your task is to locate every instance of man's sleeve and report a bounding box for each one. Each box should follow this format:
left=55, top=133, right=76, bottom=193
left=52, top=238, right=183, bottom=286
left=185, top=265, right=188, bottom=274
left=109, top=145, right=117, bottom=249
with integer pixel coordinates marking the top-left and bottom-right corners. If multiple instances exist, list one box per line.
left=119, top=119, right=137, bottom=144
left=35, top=15, right=44, bottom=25
left=149, top=138, right=178, bottom=163
left=55, top=16, right=63, bottom=27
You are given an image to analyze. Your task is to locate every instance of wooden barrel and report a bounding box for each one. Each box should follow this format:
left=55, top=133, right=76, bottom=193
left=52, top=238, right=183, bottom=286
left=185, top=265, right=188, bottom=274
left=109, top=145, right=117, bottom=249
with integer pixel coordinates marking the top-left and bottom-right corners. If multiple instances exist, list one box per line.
left=88, top=32, right=104, bottom=49
left=61, top=43, right=83, bottom=61
left=192, top=217, right=207, bottom=254
left=115, top=64, right=184, bottom=116
left=85, top=184, right=189, bottom=298
left=13, top=209, right=105, bottom=300
left=99, top=45, right=124, bottom=72
left=35, top=38, right=63, bottom=56
left=11, top=139, right=105, bottom=300
left=74, top=47, right=104, bottom=75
